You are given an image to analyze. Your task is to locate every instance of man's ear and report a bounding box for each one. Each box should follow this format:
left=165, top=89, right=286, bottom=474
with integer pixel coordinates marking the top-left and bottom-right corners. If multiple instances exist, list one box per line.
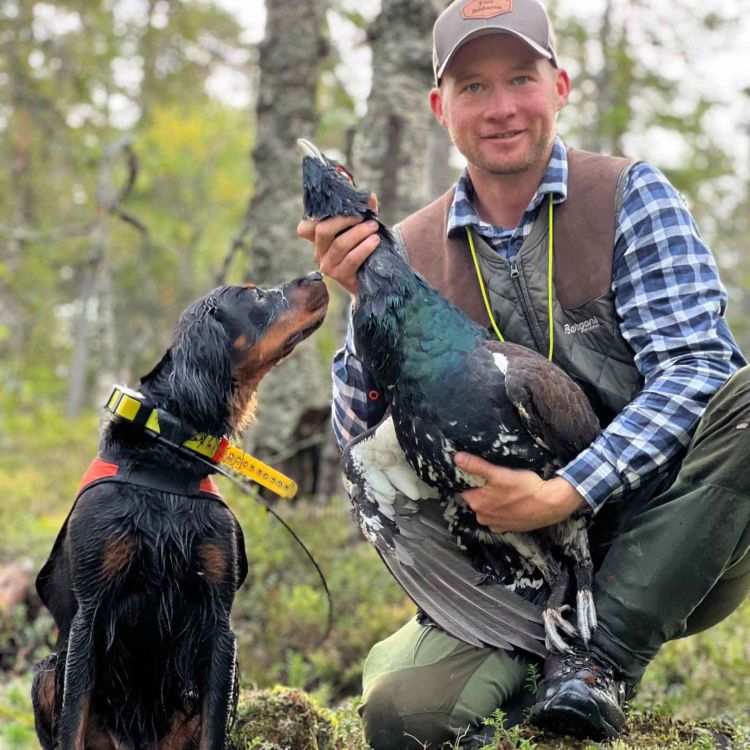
left=430, top=87, right=447, bottom=128
left=554, top=68, right=571, bottom=113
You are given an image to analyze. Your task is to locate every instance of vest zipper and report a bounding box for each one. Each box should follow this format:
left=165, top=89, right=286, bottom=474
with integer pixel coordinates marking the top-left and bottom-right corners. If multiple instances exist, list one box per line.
left=509, top=260, right=548, bottom=354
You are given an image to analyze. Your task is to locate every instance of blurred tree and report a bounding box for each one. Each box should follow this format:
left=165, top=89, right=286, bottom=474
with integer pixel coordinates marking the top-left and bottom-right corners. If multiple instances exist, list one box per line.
left=0, top=0, right=250, bottom=412
left=0, top=0, right=746, bottom=447
left=550, top=0, right=747, bottom=354
left=552, top=0, right=737, bottom=202
left=711, top=92, right=750, bottom=352
left=352, top=0, right=451, bottom=226
left=224, top=0, right=332, bottom=487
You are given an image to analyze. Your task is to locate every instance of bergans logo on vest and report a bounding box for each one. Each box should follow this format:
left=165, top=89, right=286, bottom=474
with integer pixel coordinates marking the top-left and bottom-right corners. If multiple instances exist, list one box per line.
left=395, top=148, right=646, bottom=428
left=564, top=317, right=600, bottom=335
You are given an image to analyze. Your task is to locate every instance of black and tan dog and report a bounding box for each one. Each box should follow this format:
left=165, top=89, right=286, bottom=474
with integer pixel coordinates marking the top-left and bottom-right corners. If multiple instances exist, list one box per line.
left=32, top=273, right=328, bottom=750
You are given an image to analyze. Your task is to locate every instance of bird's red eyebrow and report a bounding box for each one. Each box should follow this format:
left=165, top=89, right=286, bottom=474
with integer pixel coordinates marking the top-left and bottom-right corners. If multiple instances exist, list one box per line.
left=335, top=165, right=354, bottom=183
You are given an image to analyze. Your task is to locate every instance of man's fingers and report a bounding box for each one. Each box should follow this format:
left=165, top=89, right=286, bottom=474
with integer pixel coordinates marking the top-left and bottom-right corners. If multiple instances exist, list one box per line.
left=308, top=216, right=359, bottom=261
left=297, top=218, right=316, bottom=242
left=297, top=192, right=380, bottom=296
left=320, top=237, right=379, bottom=293
left=454, top=451, right=497, bottom=478
left=336, top=235, right=380, bottom=274
left=321, top=219, right=379, bottom=268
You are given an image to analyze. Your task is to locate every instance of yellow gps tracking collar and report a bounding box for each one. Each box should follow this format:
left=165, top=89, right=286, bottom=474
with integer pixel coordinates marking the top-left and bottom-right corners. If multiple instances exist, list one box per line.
left=105, top=385, right=298, bottom=499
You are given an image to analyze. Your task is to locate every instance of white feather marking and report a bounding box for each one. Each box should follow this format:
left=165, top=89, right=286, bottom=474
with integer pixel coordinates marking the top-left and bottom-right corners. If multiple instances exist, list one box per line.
left=385, top=463, right=434, bottom=500
left=492, top=351, right=509, bottom=374
left=491, top=426, right=519, bottom=451
left=456, top=467, right=486, bottom=488
left=351, top=417, right=439, bottom=514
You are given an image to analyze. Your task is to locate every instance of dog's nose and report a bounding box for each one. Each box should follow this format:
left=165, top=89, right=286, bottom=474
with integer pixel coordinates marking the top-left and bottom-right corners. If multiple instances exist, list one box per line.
left=305, top=271, right=323, bottom=283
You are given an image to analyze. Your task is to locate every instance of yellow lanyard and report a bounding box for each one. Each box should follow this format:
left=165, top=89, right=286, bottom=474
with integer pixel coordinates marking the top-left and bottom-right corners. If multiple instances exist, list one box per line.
left=467, top=196, right=555, bottom=361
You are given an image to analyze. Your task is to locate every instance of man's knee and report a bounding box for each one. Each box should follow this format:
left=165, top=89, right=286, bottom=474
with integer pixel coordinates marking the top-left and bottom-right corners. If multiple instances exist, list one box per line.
left=681, top=366, right=750, bottom=495
left=360, top=670, right=456, bottom=750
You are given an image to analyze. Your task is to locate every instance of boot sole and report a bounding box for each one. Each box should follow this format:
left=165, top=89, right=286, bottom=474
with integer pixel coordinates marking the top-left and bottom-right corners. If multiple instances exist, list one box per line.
left=529, top=683, right=625, bottom=740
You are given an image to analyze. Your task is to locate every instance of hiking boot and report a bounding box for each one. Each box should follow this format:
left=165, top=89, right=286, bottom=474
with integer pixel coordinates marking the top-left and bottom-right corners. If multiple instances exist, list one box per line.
left=527, top=647, right=631, bottom=740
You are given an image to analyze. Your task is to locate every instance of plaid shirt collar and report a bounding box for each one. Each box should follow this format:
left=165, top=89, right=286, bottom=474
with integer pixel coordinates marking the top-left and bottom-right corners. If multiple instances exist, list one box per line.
left=447, top=136, right=569, bottom=239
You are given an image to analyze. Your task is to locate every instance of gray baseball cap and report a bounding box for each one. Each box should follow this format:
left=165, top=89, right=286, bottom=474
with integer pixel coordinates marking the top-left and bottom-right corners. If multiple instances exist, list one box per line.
left=433, top=0, right=558, bottom=85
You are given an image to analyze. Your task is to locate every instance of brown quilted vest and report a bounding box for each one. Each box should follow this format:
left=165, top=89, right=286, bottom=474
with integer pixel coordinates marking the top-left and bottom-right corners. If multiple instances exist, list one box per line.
left=394, top=148, right=643, bottom=424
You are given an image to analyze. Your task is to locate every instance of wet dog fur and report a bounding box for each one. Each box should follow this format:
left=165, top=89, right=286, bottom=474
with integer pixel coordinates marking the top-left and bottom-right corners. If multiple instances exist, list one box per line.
left=31, top=273, right=329, bottom=750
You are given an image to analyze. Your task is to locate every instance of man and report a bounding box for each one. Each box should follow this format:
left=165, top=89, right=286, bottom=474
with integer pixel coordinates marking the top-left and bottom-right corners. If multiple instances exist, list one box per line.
left=298, top=0, right=750, bottom=746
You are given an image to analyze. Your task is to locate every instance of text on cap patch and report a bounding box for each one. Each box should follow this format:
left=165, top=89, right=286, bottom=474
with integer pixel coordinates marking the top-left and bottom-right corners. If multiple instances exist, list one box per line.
left=461, top=0, right=513, bottom=20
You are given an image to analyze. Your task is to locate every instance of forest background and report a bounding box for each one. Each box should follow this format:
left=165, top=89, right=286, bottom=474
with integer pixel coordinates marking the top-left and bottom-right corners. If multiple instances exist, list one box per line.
left=1, top=0, right=749, bottom=748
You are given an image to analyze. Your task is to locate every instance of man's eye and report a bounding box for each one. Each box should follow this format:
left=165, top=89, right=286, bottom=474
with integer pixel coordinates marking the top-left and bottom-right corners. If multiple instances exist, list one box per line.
left=513, top=76, right=530, bottom=85
left=466, top=83, right=482, bottom=93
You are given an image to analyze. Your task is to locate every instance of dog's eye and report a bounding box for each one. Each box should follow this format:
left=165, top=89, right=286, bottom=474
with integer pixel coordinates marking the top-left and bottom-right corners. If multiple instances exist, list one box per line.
left=255, top=289, right=265, bottom=300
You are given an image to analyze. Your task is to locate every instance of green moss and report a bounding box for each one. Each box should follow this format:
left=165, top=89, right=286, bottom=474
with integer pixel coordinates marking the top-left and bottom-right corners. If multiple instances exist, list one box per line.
left=233, top=686, right=338, bottom=750
left=231, top=693, right=750, bottom=750
left=503, top=712, right=749, bottom=749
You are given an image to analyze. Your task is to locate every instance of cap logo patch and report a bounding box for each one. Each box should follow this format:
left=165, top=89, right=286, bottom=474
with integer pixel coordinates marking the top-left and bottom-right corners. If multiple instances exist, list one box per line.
left=461, top=0, right=512, bottom=19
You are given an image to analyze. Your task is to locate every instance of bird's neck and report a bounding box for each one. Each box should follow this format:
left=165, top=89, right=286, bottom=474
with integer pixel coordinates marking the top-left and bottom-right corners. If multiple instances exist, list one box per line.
left=353, top=235, right=486, bottom=390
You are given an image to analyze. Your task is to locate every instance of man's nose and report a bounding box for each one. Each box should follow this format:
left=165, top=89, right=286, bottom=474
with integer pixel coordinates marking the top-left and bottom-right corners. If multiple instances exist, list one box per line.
left=483, top=88, right=517, bottom=120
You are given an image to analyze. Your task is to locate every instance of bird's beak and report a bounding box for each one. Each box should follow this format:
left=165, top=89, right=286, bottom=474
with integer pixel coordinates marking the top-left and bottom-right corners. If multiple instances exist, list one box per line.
left=297, top=138, right=326, bottom=163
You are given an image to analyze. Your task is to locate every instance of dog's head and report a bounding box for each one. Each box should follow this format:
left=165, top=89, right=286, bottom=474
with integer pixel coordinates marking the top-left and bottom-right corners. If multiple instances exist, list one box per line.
left=140, top=272, right=329, bottom=437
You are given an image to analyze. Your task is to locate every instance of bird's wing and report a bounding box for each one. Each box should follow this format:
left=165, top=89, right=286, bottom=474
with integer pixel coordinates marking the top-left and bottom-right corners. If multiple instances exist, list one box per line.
left=492, top=342, right=601, bottom=460
left=343, top=416, right=546, bottom=657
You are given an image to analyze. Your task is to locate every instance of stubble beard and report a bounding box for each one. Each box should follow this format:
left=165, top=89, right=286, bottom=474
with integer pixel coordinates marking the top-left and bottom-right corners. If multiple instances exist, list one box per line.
left=471, top=129, right=555, bottom=177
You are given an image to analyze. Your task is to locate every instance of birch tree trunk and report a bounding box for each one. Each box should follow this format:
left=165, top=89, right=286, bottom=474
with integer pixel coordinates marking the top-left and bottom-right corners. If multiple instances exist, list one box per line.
left=65, top=137, right=133, bottom=417
left=353, top=0, right=452, bottom=226
left=236, top=0, right=331, bottom=485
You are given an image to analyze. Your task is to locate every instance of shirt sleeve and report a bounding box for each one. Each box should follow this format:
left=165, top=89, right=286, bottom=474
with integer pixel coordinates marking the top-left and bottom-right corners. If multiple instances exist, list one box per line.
left=331, top=316, right=388, bottom=451
left=558, top=162, right=746, bottom=510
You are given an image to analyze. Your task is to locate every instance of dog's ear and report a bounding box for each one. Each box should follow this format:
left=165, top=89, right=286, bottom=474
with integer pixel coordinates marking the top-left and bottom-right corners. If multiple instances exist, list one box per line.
left=139, top=349, right=173, bottom=387
left=168, top=309, right=234, bottom=435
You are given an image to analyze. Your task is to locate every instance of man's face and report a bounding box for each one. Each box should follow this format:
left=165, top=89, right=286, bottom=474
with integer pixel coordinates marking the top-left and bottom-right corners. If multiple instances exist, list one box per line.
left=430, top=35, right=570, bottom=178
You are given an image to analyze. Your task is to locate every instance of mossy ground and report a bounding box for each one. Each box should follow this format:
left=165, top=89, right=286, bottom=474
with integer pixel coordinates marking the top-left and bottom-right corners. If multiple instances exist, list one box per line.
left=230, top=689, right=750, bottom=749
left=1, top=407, right=748, bottom=749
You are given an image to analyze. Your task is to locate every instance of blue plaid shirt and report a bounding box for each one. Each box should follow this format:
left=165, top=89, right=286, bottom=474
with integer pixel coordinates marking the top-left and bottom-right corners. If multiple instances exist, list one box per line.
left=331, top=138, right=745, bottom=510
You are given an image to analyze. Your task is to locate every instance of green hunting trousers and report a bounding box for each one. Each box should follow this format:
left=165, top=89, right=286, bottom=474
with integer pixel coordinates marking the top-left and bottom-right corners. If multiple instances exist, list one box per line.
left=360, top=366, right=750, bottom=749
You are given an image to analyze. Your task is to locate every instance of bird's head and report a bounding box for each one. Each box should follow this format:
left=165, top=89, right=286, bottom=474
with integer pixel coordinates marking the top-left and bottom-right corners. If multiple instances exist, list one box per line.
left=299, top=139, right=373, bottom=221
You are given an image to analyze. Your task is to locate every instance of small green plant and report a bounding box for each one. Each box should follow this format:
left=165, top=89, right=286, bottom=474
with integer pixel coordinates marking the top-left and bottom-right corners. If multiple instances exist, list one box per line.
left=524, top=662, right=542, bottom=695
left=479, top=708, right=538, bottom=750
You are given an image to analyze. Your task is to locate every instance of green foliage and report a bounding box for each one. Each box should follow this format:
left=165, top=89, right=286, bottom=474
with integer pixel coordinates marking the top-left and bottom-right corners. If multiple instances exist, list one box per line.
left=0, top=678, right=36, bottom=750
left=233, top=686, right=338, bottom=750
left=0, top=0, right=252, bottom=411
left=632, top=603, right=750, bottom=721
left=479, top=708, right=539, bottom=749
left=524, top=662, right=542, bottom=696
left=228, top=486, right=414, bottom=699
left=0, top=405, right=749, bottom=747
left=0, top=398, right=99, bottom=561
left=0, top=604, right=55, bottom=674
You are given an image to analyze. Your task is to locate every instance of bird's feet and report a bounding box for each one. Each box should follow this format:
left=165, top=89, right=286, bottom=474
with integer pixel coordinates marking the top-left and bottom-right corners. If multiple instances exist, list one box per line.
left=543, top=604, right=578, bottom=653
left=576, top=586, right=598, bottom=647
left=544, top=588, right=598, bottom=653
